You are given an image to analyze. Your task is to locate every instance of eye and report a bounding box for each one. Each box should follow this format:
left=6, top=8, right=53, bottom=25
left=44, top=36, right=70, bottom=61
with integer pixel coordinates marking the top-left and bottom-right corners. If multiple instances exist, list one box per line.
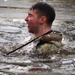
left=28, top=13, right=33, bottom=17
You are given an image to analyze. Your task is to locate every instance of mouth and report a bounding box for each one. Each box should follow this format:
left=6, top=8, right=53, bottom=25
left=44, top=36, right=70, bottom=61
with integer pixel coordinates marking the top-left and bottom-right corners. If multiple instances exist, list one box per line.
left=26, top=25, right=29, bottom=29
left=26, top=22, right=29, bottom=26
left=27, top=24, right=30, bottom=29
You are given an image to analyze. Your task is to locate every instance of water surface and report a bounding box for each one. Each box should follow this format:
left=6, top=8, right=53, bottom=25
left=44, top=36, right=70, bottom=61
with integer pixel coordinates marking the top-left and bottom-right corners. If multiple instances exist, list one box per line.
left=0, top=0, right=75, bottom=75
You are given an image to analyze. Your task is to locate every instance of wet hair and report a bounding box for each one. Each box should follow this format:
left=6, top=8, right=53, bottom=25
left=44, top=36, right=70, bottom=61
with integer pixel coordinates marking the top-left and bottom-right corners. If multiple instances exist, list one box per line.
left=30, top=2, right=56, bottom=25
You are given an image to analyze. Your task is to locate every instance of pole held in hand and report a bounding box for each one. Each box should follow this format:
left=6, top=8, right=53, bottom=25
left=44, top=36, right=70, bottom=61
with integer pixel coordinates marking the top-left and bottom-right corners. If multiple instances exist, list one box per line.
left=6, top=30, right=52, bottom=55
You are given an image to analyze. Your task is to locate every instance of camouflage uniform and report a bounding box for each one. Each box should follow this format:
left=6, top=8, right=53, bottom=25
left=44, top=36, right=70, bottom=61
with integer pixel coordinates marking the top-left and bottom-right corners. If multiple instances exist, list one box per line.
left=30, top=30, right=62, bottom=58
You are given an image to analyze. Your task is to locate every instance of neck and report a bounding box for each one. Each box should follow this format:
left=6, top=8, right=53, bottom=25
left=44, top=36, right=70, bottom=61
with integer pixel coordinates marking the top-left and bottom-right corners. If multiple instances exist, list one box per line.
left=34, top=24, right=51, bottom=37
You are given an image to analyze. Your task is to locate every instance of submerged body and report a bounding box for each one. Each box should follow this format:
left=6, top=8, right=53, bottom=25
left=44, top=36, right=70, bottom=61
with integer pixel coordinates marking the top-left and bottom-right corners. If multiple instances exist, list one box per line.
left=24, top=2, right=63, bottom=58
left=28, top=30, right=62, bottom=58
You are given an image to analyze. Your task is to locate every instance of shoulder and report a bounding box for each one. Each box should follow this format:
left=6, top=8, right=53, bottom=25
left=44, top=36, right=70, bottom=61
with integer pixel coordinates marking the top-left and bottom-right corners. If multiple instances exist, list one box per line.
left=41, top=30, right=62, bottom=42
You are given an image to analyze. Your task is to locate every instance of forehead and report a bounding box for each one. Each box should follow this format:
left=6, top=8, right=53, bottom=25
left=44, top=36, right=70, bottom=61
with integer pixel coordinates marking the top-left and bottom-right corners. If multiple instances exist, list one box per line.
left=28, top=9, right=39, bottom=15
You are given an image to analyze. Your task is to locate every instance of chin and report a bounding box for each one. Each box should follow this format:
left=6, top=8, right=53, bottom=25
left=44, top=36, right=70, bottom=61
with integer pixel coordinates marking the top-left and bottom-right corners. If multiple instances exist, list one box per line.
left=28, top=30, right=32, bottom=33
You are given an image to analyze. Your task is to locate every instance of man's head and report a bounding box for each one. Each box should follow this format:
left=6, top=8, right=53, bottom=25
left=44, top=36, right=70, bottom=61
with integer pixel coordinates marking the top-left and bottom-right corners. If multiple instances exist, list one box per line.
left=30, top=2, right=55, bottom=25
left=25, top=2, right=55, bottom=35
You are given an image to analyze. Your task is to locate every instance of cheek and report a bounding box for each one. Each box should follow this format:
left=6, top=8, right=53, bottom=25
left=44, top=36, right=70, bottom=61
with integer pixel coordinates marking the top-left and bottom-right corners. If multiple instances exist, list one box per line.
left=30, top=19, right=38, bottom=26
left=29, top=16, right=39, bottom=28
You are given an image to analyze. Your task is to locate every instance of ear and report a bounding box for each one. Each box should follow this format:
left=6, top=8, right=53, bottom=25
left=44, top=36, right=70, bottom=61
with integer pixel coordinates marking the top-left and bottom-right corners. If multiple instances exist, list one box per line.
left=39, top=16, right=47, bottom=24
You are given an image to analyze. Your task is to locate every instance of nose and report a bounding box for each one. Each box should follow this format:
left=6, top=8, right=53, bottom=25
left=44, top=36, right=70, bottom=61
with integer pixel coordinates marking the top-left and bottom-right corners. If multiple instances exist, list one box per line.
left=25, top=16, right=28, bottom=22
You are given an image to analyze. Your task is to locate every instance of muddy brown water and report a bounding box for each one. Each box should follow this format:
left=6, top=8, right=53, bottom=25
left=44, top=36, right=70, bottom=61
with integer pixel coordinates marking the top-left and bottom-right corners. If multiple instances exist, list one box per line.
left=0, top=0, right=75, bottom=75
